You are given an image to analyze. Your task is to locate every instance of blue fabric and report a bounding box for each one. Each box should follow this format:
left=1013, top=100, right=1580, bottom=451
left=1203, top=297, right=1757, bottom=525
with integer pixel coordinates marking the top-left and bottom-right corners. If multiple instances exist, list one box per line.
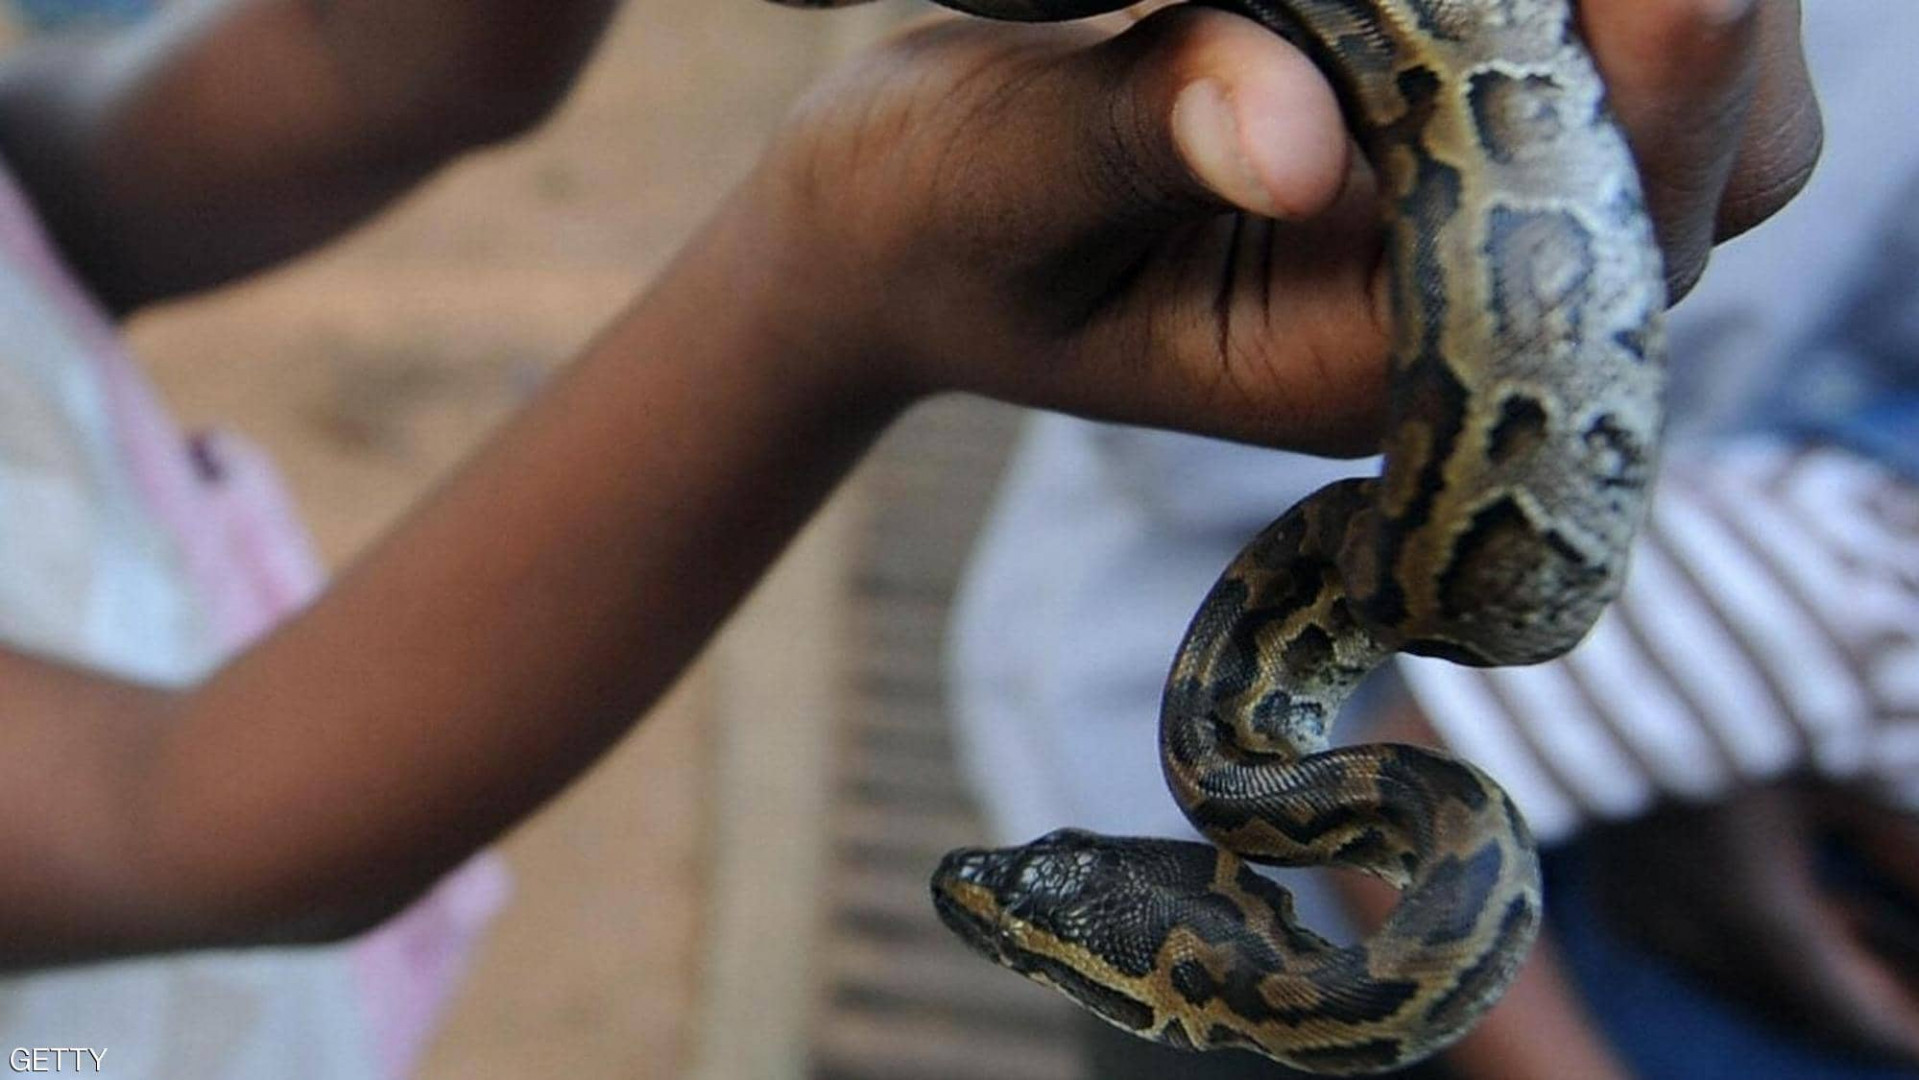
left=1742, top=170, right=1919, bottom=479
left=1544, top=845, right=1919, bottom=1080
left=1800, top=393, right=1919, bottom=483
left=8, top=0, right=153, bottom=30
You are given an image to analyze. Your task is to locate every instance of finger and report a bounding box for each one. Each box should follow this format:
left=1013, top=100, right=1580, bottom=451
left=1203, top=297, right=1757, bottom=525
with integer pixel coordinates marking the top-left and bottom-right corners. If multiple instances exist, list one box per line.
left=1838, top=897, right=1919, bottom=995
left=1714, top=0, right=1821, bottom=241
left=1578, top=0, right=1814, bottom=299
left=1051, top=6, right=1351, bottom=227
left=1825, top=792, right=1919, bottom=904
left=1788, top=893, right=1919, bottom=1063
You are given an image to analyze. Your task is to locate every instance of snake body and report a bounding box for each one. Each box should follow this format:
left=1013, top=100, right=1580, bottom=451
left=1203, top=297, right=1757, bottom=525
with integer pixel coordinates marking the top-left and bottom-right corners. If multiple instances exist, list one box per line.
left=772, top=0, right=1667, bottom=1071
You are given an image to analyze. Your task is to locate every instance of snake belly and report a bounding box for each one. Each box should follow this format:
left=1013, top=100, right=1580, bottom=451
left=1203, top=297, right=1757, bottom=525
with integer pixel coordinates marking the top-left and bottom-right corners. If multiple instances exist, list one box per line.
left=768, top=0, right=1667, bottom=1071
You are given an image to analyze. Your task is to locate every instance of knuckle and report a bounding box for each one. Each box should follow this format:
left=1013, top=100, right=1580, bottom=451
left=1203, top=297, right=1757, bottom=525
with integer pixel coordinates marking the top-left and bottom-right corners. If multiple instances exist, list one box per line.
left=1715, top=137, right=1817, bottom=241
left=1662, top=232, right=1713, bottom=304
left=1717, top=10, right=1823, bottom=238
left=1657, top=0, right=1764, bottom=37
left=1091, top=73, right=1191, bottom=213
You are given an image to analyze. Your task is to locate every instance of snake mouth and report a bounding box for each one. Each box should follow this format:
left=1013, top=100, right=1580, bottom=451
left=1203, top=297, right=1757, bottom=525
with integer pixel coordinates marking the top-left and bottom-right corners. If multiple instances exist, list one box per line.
left=931, top=847, right=1010, bottom=961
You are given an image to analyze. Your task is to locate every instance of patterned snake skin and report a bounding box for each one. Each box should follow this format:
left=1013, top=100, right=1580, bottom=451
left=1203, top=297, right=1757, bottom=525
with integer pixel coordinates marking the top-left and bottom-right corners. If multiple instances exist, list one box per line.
left=769, top=0, right=1668, bottom=1071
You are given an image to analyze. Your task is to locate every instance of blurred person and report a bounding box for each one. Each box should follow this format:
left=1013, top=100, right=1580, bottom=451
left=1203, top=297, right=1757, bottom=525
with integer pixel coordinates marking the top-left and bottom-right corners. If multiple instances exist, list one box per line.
left=0, top=0, right=1813, bottom=1076
left=0, top=5, right=623, bottom=1074
left=948, top=2, right=1919, bottom=1077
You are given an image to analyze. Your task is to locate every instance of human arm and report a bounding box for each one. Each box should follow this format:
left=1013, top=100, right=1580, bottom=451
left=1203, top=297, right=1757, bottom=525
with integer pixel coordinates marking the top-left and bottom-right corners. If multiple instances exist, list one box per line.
left=1590, top=785, right=1919, bottom=1066
left=1336, top=698, right=1637, bottom=1080
left=1356, top=725, right=1919, bottom=1076
left=0, top=0, right=618, bottom=313
left=0, top=0, right=1819, bottom=967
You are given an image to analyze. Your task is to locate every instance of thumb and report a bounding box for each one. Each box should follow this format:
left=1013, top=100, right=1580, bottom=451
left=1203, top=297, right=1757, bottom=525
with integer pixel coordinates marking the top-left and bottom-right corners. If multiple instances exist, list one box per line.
left=1055, top=7, right=1350, bottom=226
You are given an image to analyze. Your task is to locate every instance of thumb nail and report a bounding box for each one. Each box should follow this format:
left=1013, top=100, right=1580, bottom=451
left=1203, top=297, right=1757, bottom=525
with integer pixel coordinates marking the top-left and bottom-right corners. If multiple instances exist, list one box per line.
left=1171, top=78, right=1278, bottom=217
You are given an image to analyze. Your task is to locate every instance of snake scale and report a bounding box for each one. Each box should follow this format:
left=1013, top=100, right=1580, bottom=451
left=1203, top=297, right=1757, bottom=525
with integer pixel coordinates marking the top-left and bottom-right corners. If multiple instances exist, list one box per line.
left=771, top=0, right=1667, bottom=1071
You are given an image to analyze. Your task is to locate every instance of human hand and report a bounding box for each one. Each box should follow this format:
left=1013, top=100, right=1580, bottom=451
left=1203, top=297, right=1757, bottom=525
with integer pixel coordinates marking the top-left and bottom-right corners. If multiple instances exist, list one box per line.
left=1589, top=783, right=1919, bottom=1066
left=722, top=0, right=1818, bottom=455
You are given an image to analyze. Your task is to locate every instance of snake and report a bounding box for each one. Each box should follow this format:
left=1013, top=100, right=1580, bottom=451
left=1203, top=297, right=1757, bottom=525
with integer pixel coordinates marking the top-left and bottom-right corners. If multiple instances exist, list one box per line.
left=768, top=0, right=1668, bottom=1072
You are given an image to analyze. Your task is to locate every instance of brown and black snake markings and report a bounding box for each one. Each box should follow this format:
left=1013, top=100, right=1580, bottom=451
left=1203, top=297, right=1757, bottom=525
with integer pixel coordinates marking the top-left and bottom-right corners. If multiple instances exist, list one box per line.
left=770, top=0, right=1666, bottom=1072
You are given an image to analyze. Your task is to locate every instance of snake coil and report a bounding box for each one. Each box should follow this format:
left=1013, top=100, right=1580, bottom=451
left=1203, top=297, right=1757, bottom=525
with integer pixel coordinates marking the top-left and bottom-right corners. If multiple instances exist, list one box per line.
left=770, top=0, right=1667, bottom=1072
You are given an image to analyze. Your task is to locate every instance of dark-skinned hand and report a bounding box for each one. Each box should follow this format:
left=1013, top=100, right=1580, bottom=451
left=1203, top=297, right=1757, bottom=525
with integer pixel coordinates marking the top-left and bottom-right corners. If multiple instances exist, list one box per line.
left=1589, top=782, right=1919, bottom=1066
left=749, top=0, right=1821, bottom=453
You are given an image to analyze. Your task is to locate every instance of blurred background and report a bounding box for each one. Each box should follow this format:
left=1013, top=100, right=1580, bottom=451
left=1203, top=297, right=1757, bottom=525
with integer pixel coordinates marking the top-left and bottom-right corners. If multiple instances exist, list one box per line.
left=0, top=0, right=1084, bottom=1076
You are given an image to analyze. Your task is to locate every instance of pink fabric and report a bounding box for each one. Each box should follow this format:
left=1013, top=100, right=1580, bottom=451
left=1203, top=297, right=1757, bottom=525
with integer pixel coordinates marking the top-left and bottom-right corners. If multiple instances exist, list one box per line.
left=186, top=432, right=513, bottom=1080
left=0, top=160, right=508, bottom=1077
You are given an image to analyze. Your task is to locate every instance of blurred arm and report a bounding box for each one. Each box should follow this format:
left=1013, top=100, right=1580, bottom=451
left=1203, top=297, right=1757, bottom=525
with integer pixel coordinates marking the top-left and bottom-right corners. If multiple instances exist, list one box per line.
left=0, top=206, right=896, bottom=968
left=1345, top=699, right=1635, bottom=1080
left=1589, top=785, right=1919, bottom=1066
left=0, top=0, right=617, bottom=312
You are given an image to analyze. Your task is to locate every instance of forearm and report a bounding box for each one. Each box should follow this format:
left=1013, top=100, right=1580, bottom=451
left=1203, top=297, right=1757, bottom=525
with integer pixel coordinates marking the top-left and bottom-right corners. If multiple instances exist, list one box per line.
left=0, top=0, right=616, bottom=312
left=1343, top=699, right=1631, bottom=1077
left=1335, top=873, right=1633, bottom=1080
left=1446, top=931, right=1633, bottom=1080
left=0, top=194, right=897, bottom=967
left=0, top=650, right=184, bottom=962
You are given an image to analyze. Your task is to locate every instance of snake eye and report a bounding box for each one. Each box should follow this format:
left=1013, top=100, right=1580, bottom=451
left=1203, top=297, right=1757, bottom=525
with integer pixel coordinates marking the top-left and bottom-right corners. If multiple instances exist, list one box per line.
left=1032, top=827, right=1098, bottom=849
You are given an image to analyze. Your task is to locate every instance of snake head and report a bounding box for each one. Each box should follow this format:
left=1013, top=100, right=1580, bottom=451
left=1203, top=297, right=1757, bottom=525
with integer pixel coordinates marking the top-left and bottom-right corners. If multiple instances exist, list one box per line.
left=933, top=828, right=1188, bottom=1033
left=933, top=828, right=1200, bottom=963
left=933, top=826, right=1281, bottom=960
left=933, top=828, right=1299, bottom=1039
left=932, top=828, right=1105, bottom=965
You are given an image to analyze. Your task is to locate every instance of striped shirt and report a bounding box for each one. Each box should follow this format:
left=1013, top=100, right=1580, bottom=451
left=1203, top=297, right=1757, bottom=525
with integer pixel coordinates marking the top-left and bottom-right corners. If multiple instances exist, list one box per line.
left=1401, top=439, right=1919, bottom=843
